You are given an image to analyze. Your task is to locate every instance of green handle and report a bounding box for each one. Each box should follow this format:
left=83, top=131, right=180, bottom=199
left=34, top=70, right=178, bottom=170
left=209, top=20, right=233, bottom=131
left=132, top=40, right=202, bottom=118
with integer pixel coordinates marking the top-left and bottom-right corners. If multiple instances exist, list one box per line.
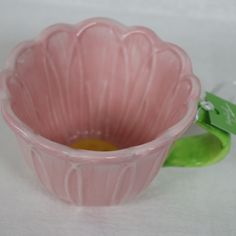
left=164, top=107, right=231, bottom=167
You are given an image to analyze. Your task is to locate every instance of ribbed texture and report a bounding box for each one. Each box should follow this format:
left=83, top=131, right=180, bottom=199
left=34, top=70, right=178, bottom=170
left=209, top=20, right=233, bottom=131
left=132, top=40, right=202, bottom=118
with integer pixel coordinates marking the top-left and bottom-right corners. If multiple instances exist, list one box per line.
left=18, top=137, right=169, bottom=205
left=7, top=20, right=193, bottom=148
left=1, top=18, right=200, bottom=205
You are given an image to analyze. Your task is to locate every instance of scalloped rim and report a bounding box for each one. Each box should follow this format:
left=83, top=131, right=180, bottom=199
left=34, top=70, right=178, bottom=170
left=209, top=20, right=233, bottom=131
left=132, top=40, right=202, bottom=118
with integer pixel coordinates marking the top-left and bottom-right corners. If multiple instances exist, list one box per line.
left=0, top=17, right=201, bottom=161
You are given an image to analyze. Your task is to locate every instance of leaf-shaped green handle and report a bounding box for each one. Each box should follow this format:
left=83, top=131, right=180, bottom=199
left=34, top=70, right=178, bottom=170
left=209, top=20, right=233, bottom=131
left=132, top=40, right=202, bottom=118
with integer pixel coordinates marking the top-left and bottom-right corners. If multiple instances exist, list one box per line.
left=164, top=107, right=231, bottom=167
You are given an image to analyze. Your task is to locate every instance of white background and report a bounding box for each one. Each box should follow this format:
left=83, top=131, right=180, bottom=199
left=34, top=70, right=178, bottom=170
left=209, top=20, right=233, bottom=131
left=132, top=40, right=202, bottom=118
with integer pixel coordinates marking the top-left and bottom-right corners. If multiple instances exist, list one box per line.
left=0, top=1, right=236, bottom=235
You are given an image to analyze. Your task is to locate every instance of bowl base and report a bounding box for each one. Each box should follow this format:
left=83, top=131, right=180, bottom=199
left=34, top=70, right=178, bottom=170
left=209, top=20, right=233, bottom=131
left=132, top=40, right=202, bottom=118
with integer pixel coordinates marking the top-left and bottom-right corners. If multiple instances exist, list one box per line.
left=70, top=138, right=118, bottom=151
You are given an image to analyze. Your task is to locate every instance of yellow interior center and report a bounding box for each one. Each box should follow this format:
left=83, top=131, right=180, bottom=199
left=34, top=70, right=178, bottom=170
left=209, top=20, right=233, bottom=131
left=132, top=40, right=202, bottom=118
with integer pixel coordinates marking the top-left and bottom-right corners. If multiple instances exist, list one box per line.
left=70, top=138, right=118, bottom=151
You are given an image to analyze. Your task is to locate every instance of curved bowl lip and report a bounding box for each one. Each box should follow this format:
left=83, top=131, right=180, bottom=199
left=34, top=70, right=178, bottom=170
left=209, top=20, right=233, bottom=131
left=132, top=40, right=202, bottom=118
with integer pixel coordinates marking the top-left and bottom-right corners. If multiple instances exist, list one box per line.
left=0, top=17, right=201, bottom=161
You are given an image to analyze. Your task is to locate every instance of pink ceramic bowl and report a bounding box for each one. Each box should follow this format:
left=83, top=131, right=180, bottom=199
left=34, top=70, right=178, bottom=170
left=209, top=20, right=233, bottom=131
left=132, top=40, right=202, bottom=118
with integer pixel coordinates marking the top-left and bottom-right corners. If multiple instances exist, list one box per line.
left=0, top=18, right=200, bottom=205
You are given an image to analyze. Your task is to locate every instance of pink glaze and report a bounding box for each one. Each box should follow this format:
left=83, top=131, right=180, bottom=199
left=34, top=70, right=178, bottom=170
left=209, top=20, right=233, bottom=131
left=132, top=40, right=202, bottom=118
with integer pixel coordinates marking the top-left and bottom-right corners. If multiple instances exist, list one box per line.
left=0, top=18, right=200, bottom=205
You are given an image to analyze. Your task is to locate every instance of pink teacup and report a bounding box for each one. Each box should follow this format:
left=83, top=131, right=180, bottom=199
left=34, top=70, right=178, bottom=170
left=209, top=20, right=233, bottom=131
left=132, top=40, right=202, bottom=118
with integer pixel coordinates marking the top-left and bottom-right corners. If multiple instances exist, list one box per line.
left=0, top=18, right=201, bottom=205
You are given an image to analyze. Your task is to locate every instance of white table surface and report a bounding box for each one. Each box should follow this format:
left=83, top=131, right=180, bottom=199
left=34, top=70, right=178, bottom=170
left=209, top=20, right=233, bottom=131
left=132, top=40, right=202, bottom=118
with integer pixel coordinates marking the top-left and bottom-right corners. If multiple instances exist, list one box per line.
left=1, top=1, right=236, bottom=235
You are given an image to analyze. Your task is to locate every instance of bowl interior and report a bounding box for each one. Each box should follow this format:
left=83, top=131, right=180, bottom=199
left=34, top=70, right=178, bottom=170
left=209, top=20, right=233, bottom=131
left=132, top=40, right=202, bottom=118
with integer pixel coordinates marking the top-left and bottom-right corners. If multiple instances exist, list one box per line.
left=6, top=24, right=192, bottom=149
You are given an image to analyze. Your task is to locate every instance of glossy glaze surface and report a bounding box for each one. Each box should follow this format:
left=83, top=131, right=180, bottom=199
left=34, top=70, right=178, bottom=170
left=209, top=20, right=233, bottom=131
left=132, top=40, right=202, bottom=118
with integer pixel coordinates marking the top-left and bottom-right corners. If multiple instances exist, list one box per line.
left=0, top=18, right=200, bottom=205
